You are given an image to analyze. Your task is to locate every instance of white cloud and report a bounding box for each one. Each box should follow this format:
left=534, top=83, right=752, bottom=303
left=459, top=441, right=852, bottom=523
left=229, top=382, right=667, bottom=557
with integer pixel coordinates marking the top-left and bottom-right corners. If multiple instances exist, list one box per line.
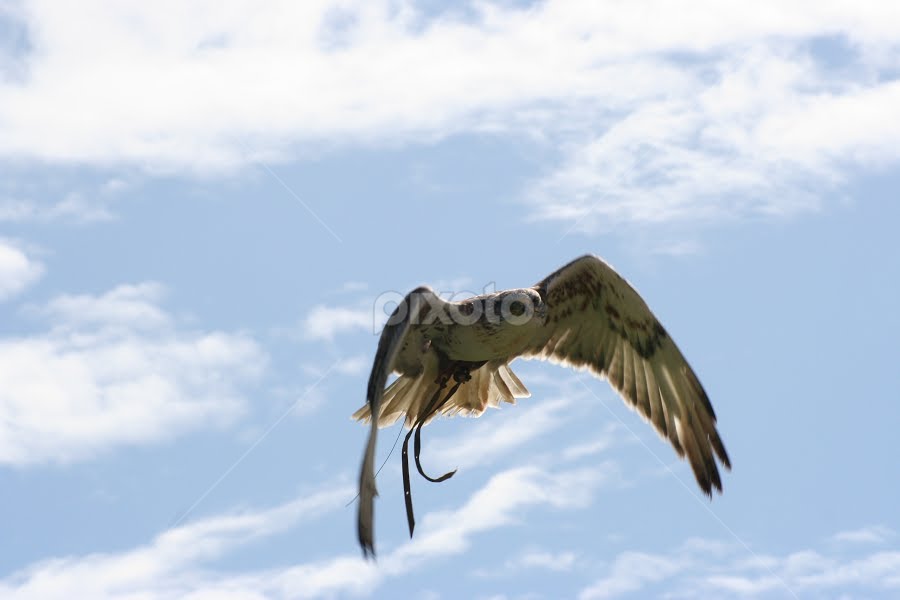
left=39, top=282, right=170, bottom=328
left=580, top=551, right=686, bottom=600
left=303, top=304, right=372, bottom=341
left=510, top=549, right=578, bottom=572
left=700, top=549, right=900, bottom=596
left=0, top=463, right=612, bottom=599
left=0, top=174, right=130, bottom=224
left=0, top=283, right=266, bottom=465
left=287, top=384, right=329, bottom=418
left=0, top=193, right=115, bottom=223
left=0, top=484, right=354, bottom=600
left=0, top=0, right=896, bottom=201
left=335, top=354, right=368, bottom=375
left=427, top=396, right=574, bottom=471
left=561, top=423, right=626, bottom=462
left=796, top=551, right=900, bottom=589
left=528, top=44, right=899, bottom=232
left=0, top=0, right=896, bottom=238
left=831, top=525, right=895, bottom=545
left=4, top=452, right=895, bottom=600
left=578, top=529, right=900, bottom=599
left=382, top=464, right=611, bottom=572
left=0, top=239, right=43, bottom=301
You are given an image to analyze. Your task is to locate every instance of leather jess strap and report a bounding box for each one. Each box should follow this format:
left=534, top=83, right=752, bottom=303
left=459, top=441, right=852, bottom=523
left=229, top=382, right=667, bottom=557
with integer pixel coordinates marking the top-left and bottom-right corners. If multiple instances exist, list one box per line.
left=400, top=375, right=463, bottom=538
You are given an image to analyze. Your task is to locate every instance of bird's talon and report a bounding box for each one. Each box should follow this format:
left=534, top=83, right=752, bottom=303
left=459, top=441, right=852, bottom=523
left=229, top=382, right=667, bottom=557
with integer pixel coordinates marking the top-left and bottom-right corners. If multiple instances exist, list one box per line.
left=453, top=367, right=472, bottom=383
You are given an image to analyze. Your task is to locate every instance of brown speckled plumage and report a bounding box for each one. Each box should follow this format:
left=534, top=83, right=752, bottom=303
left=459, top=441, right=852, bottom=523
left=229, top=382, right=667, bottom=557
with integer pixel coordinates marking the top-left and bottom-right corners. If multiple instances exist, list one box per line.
left=355, top=254, right=729, bottom=558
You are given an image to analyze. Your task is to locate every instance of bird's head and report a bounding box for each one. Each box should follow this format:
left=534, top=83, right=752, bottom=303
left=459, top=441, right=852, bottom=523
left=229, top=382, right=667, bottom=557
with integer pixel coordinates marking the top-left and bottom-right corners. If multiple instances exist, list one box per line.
left=494, top=288, right=547, bottom=326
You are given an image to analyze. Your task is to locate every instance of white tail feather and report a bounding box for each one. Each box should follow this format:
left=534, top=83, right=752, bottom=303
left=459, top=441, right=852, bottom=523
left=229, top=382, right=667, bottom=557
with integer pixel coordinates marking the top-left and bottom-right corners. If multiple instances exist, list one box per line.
left=352, top=362, right=531, bottom=428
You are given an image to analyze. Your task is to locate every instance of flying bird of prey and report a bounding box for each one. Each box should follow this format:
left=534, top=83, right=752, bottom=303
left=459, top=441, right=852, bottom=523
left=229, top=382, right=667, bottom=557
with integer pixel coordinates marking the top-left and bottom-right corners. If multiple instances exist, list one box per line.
left=354, top=254, right=730, bottom=557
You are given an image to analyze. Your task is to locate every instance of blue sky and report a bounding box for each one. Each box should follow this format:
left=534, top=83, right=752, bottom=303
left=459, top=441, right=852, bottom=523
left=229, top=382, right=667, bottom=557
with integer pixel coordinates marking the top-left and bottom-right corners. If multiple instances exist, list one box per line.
left=1, top=1, right=899, bottom=598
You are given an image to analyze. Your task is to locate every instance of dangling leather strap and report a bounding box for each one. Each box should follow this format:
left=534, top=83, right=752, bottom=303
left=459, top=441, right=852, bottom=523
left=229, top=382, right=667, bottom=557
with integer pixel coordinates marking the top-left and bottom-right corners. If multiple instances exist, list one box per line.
left=401, top=376, right=463, bottom=538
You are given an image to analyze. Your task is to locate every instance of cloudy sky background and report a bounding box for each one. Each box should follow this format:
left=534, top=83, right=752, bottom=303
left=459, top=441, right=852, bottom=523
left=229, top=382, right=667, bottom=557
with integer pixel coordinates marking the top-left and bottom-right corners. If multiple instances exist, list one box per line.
left=1, top=1, right=899, bottom=598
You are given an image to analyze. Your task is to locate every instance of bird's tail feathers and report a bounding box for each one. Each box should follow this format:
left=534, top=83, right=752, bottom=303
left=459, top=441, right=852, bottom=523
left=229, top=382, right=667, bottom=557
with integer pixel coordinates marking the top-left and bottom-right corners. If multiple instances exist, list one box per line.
left=351, top=362, right=530, bottom=428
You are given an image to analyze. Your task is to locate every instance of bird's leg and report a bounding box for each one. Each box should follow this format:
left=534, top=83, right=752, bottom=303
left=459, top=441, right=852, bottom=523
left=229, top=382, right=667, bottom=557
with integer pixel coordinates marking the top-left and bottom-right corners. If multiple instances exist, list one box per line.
left=451, top=363, right=473, bottom=384
left=432, top=359, right=456, bottom=389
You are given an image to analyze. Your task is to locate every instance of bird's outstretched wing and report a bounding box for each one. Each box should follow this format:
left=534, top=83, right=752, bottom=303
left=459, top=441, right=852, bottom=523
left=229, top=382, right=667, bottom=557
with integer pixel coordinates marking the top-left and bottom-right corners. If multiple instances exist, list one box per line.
left=357, top=287, right=428, bottom=558
left=522, top=255, right=730, bottom=494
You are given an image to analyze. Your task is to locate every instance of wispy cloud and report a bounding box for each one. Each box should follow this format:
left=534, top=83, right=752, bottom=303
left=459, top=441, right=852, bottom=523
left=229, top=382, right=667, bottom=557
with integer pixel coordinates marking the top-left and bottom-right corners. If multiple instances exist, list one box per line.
left=0, top=238, right=43, bottom=301
left=580, top=550, right=686, bottom=600
left=0, top=463, right=613, bottom=598
left=5, top=444, right=894, bottom=600
left=302, top=304, right=373, bottom=341
left=0, top=282, right=266, bottom=465
left=296, top=354, right=367, bottom=382
left=561, top=423, right=627, bottom=462
left=0, top=174, right=130, bottom=224
left=831, top=525, right=895, bottom=546
left=427, top=396, right=575, bottom=472
left=0, top=193, right=115, bottom=224
left=1, top=1, right=896, bottom=219
left=383, top=464, right=612, bottom=573
left=0, top=483, right=354, bottom=600
left=528, top=44, right=899, bottom=233
left=38, top=282, right=169, bottom=328
left=701, top=548, right=900, bottom=597
left=334, top=354, right=368, bottom=375
left=509, top=549, right=578, bottom=572
left=578, top=529, right=900, bottom=599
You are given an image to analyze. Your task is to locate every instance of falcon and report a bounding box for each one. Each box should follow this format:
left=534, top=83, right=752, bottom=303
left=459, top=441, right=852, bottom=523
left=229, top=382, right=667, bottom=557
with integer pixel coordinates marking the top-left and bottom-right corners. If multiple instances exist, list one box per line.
left=353, top=254, right=730, bottom=557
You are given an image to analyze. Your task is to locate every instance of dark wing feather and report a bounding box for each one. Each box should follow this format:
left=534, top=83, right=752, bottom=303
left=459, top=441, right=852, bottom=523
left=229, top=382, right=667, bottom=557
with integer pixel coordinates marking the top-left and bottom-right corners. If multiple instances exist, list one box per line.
left=523, top=255, right=730, bottom=495
left=357, top=287, right=428, bottom=557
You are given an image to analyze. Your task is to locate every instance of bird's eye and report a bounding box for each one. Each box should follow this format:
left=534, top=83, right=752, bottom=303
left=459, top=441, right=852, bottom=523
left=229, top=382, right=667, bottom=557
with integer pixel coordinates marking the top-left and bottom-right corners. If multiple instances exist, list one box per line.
left=509, top=300, right=525, bottom=316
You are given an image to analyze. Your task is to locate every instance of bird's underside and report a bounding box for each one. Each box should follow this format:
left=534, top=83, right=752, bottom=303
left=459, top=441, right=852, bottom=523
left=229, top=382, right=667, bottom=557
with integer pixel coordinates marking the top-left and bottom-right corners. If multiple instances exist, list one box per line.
left=354, top=254, right=731, bottom=558
left=351, top=358, right=530, bottom=428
